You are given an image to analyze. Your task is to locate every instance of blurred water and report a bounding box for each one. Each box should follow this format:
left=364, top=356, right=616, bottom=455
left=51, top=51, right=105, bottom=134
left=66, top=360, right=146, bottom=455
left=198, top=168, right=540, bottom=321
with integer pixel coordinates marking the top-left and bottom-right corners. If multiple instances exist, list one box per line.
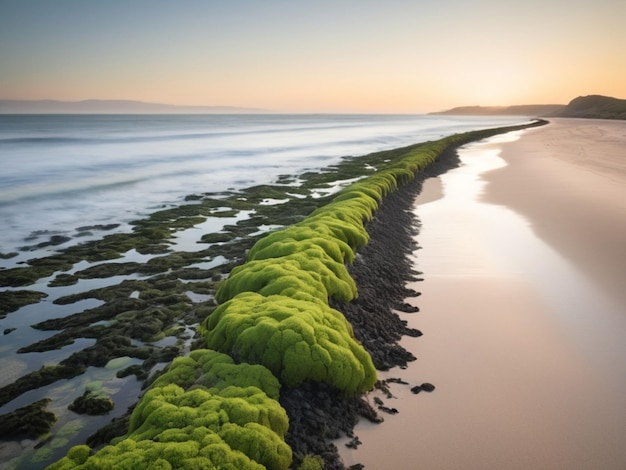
left=0, top=113, right=525, bottom=264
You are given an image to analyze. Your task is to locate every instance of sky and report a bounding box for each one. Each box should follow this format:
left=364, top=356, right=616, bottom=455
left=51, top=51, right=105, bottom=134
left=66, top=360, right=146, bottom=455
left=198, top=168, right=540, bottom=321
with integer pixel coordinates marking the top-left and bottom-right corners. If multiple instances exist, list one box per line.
left=1, top=0, right=625, bottom=113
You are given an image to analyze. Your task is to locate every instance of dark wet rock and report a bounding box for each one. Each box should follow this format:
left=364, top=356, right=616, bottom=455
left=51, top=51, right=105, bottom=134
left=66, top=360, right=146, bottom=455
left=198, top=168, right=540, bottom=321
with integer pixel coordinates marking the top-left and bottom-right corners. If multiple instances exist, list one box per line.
left=0, top=398, right=57, bottom=439
left=199, top=232, right=232, bottom=243
left=421, top=382, right=436, bottom=392
left=32, top=235, right=72, bottom=249
left=0, top=366, right=83, bottom=407
left=76, top=224, right=120, bottom=232
left=411, top=382, right=436, bottom=394
left=0, top=289, right=48, bottom=317
left=376, top=381, right=395, bottom=401
left=69, top=390, right=114, bottom=415
left=345, top=436, right=362, bottom=449
left=86, top=409, right=132, bottom=448
left=387, top=377, right=409, bottom=385
left=18, top=327, right=90, bottom=353
left=378, top=406, right=399, bottom=415
left=48, top=273, right=79, bottom=287
left=4, top=327, right=16, bottom=335
left=116, top=364, right=148, bottom=380
left=280, top=382, right=382, bottom=470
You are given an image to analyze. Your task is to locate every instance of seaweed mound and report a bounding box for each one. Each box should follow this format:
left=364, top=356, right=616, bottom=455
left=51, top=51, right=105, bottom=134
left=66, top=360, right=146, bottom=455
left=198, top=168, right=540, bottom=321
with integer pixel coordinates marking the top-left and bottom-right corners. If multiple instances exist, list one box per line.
left=202, top=171, right=389, bottom=396
left=204, top=292, right=376, bottom=393
left=49, top=350, right=292, bottom=470
left=69, top=390, right=115, bottom=415
left=50, top=120, right=547, bottom=469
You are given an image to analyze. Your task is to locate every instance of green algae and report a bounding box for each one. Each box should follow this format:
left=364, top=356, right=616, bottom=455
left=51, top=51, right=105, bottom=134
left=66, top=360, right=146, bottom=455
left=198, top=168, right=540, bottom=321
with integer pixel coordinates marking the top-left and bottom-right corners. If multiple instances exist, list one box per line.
left=69, top=390, right=115, bottom=415
left=202, top=293, right=376, bottom=394
left=0, top=289, right=48, bottom=318
left=13, top=120, right=547, bottom=469
left=0, top=398, right=57, bottom=439
left=52, top=350, right=291, bottom=470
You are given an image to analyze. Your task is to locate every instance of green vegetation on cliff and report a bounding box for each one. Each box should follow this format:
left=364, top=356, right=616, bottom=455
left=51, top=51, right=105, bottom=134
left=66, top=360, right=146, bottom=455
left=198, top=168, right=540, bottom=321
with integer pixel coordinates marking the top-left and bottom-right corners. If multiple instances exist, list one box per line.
left=551, top=95, right=626, bottom=120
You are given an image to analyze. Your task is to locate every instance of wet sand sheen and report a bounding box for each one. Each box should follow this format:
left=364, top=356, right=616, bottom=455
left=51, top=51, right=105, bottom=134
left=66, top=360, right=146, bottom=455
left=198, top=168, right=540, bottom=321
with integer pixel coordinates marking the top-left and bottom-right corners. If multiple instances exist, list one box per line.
left=339, top=120, right=626, bottom=469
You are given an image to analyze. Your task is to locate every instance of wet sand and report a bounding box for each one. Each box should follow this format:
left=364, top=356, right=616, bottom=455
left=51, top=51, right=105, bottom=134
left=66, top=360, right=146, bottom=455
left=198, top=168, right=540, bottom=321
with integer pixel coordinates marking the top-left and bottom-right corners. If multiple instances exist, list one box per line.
left=485, top=118, right=626, bottom=306
left=339, top=119, right=626, bottom=469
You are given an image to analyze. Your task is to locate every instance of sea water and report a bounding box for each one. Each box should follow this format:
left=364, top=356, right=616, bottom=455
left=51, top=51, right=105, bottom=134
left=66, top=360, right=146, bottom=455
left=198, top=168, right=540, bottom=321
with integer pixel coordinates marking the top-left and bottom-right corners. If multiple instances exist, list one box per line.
left=0, top=113, right=532, bottom=468
left=0, top=113, right=526, bottom=266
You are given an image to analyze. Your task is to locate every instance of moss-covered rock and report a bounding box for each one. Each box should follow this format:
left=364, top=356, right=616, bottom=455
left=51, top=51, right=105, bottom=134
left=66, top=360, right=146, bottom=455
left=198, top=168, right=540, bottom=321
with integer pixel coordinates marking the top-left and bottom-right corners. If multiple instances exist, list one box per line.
left=69, top=390, right=115, bottom=415
left=202, top=293, right=376, bottom=394
left=0, top=365, right=84, bottom=407
left=0, top=289, right=48, bottom=318
left=53, top=350, right=292, bottom=470
left=0, top=398, right=56, bottom=439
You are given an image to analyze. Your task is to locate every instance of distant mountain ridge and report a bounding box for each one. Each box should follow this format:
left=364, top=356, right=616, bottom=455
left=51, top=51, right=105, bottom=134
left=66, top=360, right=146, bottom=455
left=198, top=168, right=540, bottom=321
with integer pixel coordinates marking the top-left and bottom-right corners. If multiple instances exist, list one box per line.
left=430, top=103, right=565, bottom=116
left=431, top=95, right=626, bottom=120
left=0, top=99, right=270, bottom=114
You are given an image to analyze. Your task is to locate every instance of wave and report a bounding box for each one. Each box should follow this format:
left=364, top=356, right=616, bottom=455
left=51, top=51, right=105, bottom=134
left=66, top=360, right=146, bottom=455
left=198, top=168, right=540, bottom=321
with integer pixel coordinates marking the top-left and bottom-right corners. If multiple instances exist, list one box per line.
left=0, top=114, right=529, bottom=260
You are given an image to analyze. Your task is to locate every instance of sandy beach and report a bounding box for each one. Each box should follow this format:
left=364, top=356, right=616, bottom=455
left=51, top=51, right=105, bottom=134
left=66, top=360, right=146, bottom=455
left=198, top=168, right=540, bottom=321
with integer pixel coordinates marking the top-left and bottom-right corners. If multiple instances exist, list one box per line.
left=339, top=118, right=626, bottom=469
left=485, top=118, right=626, bottom=306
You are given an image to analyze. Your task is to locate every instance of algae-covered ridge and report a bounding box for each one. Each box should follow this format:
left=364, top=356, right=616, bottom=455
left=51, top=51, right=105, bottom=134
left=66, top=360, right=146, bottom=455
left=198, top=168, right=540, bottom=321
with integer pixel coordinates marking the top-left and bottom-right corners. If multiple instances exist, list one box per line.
left=1, top=120, right=545, bottom=469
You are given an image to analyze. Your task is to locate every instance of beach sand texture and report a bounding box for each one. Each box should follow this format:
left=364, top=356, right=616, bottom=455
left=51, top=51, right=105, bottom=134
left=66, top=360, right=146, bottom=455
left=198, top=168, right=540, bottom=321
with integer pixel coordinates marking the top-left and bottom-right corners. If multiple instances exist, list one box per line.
left=339, top=118, right=626, bottom=469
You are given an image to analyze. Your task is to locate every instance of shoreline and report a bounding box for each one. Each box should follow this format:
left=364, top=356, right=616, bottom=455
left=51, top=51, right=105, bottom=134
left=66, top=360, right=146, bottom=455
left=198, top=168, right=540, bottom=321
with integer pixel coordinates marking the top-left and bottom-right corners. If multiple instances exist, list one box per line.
left=483, top=117, right=626, bottom=306
left=282, top=143, right=465, bottom=469
left=339, top=118, right=626, bottom=468
left=0, top=121, right=543, bottom=469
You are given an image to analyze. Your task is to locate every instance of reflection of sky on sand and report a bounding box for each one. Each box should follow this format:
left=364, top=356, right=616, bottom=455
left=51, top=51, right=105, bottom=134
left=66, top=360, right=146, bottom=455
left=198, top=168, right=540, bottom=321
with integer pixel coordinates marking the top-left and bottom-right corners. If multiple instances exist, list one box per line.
left=339, top=131, right=626, bottom=469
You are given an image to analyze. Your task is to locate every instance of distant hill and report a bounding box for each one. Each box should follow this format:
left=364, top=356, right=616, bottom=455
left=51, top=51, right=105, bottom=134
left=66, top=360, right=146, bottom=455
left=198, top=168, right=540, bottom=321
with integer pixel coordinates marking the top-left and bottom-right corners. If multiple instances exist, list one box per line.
left=430, top=104, right=565, bottom=117
left=431, top=95, right=626, bottom=120
left=550, top=95, right=626, bottom=120
left=0, top=99, right=270, bottom=114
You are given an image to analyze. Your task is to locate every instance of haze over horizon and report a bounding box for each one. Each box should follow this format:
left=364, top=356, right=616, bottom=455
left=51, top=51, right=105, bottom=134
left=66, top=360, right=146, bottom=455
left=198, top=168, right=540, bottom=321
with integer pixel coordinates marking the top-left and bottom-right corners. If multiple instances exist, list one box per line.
left=1, top=0, right=624, bottom=114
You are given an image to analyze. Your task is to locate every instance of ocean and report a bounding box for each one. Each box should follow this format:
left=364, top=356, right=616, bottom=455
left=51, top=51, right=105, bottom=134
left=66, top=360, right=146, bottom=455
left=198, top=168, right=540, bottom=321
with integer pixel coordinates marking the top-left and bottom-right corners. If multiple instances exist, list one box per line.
left=0, top=113, right=530, bottom=468
left=0, top=113, right=526, bottom=267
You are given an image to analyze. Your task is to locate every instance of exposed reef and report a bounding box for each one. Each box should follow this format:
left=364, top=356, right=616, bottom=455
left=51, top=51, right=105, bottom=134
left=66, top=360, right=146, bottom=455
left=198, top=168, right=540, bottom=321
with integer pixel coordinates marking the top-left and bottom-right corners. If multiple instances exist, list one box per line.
left=0, top=120, right=547, bottom=469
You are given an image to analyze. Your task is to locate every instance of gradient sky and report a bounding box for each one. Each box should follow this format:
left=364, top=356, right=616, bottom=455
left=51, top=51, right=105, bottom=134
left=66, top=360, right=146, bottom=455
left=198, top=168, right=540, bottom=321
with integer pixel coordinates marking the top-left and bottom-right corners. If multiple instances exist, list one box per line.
left=1, top=0, right=625, bottom=113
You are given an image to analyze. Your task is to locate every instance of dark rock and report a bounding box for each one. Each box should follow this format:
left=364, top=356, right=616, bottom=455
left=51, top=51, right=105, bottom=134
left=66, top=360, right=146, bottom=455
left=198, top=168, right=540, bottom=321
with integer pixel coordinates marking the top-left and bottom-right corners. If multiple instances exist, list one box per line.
left=0, top=398, right=57, bottom=439
left=37, top=235, right=72, bottom=248
left=345, top=436, right=362, bottom=449
left=69, top=390, right=114, bottom=415
left=0, top=289, right=48, bottom=317
left=378, top=406, right=399, bottom=415
left=87, top=409, right=132, bottom=447
left=76, top=224, right=120, bottom=232
left=387, top=378, right=409, bottom=385
left=0, top=365, right=84, bottom=407
left=411, top=382, right=436, bottom=394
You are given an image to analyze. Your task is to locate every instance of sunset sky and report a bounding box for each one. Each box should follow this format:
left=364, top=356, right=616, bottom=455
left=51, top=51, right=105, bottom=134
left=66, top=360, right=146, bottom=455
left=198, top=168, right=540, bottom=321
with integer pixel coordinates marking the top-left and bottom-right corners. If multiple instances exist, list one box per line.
left=1, top=0, right=625, bottom=113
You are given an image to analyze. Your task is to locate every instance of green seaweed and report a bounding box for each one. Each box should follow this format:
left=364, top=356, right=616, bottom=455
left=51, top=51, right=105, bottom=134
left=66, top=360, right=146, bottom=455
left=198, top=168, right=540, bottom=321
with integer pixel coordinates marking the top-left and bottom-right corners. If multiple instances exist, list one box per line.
left=0, top=398, right=57, bottom=439
left=0, top=289, right=48, bottom=318
left=201, top=293, right=376, bottom=393
left=52, top=350, right=291, bottom=470
left=68, top=389, right=115, bottom=416
left=46, top=120, right=548, bottom=469
left=215, top=254, right=356, bottom=305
